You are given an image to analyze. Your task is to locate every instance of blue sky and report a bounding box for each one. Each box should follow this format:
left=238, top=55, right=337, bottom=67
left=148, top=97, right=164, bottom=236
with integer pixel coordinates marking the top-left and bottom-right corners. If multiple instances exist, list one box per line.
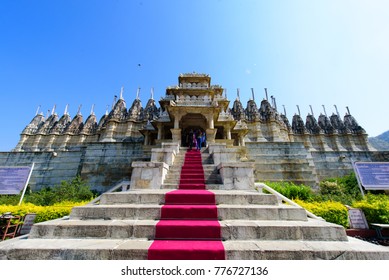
left=1, top=0, right=388, bottom=151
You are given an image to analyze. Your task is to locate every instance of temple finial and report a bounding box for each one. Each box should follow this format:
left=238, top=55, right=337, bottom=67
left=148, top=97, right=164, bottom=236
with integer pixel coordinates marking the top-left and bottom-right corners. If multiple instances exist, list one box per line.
left=136, top=87, right=141, bottom=100
left=151, top=87, right=154, bottom=100
left=120, top=86, right=124, bottom=100
left=296, top=105, right=301, bottom=116
left=90, top=104, right=95, bottom=115
left=51, top=105, right=56, bottom=116
left=264, top=88, right=268, bottom=100
left=64, top=104, right=69, bottom=115
left=271, top=96, right=277, bottom=111
left=283, top=105, right=287, bottom=116
left=237, top=88, right=240, bottom=100
left=35, top=105, right=41, bottom=116
left=309, top=105, right=314, bottom=116
left=251, top=88, right=255, bottom=101
left=346, top=106, right=351, bottom=115
left=334, top=105, right=340, bottom=116
left=322, top=105, right=327, bottom=117
left=77, top=105, right=82, bottom=116
left=224, top=88, right=227, bottom=98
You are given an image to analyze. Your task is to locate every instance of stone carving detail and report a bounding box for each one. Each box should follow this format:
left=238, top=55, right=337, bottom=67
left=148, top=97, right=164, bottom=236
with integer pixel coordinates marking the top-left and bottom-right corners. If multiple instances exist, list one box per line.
left=22, top=114, right=45, bottom=134
left=81, top=114, right=97, bottom=134
left=128, top=99, right=144, bottom=121
left=97, top=114, right=109, bottom=130
left=280, top=114, right=291, bottom=129
left=344, top=114, right=366, bottom=134
left=109, top=99, right=127, bottom=121
left=218, top=108, right=234, bottom=122
left=144, top=98, right=159, bottom=121
left=305, top=115, right=323, bottom=134
left=176, top=95, right=212, bottom=106
left=259, top=99, right=275, bottom=121
left=50, top=114, right=72, bottom=134
left=330, top=114, right=349, bottom=134
left=292, top=114, right=306, bottom=134
left=318, top=114, right=335, bottom=134
left=36, top=114, right=59, bottom=134
left=65, top=114, right=84, bottom=134
left=245, top=100, right=259, bottom=122
left=231, top=98, right=245, bottom=121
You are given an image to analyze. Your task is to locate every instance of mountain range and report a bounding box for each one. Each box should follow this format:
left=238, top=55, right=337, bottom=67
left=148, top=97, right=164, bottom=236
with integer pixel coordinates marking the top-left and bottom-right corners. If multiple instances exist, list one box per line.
left=368, top=130, right=389, bottom=150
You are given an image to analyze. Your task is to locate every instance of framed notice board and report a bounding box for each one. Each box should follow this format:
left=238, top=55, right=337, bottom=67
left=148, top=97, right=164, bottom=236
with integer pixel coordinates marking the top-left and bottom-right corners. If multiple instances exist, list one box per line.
left=353, top=162, right=389, bottom=194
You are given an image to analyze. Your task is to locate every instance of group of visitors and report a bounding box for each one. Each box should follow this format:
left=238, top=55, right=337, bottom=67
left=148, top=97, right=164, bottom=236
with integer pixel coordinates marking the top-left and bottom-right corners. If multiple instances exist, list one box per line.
left=187, top=129, right=206, bottom=150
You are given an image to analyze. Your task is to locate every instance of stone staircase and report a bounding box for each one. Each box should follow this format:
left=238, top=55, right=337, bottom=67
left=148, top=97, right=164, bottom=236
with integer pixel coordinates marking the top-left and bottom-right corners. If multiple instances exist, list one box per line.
left=162, top=147, right=222, bottom=189
left=1, top=148, right=389, bottom=260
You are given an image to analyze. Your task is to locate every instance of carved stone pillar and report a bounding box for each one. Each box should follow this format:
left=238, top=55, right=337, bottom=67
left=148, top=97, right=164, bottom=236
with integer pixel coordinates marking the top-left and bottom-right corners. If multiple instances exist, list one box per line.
left=171, top=128, right=182, bottom=144
left=226, top=125, right=232, bottom=140
left=144, top=131, right=150, bottom=145
left=208, top=114, right=214, bottom=129
left=157, top=123, right=163, bottom=140
left=173, top=112, right=184, bottom=129
left=206, top=128, right=217, bottom=144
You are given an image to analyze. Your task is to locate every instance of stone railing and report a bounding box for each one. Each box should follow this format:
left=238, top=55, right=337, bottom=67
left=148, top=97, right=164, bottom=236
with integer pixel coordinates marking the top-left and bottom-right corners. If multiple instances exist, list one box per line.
left=179, top=83, right=209, bottom=89
left=175, top=95, right=212, bottom=106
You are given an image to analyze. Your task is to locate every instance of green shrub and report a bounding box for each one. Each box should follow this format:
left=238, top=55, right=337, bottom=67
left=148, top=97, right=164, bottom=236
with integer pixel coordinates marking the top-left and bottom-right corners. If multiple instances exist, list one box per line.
left=352, top=194, right=389, bottom=224
left=317, top=173, right=363, bottom=204
left=294, top=199, right=349, bottom=228
left=264, top=181, right=314, bottom=201
left=0, top=176, right=95, bottom=206
left=0, top=195, right=19, bottom=206
left=319, top=180, right=343, bottom=196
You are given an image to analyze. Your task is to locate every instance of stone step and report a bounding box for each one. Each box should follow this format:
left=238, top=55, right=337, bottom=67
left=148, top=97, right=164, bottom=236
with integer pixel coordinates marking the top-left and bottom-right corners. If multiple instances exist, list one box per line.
left=249, top=154, right=310, bottom=161
left=254, top=162, right=313, bottom=170
left=160, top=183, right=227, bottom=190
left=69, top=204, right=307, bottom=221
left=254, top=170, right=317, bottom=181
left=28, top=218, right=348, bottom=242
left=2, top=237, right=389, bottom=260
left=100, top=190, right=279, bottom=206
left=163, top=178, right=222, bottom=184
left=168, top=166, right=217, bottom=172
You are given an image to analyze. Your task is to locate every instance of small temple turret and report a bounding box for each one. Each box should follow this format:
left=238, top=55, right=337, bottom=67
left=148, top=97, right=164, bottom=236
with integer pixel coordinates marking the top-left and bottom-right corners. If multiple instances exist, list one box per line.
left=231, top=89, right=245, bottom=121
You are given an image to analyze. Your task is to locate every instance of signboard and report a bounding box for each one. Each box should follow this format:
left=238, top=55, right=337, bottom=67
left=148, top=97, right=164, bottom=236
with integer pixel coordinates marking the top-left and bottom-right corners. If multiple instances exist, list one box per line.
left=0, top=166, right=32, bottom=195
left=18, top=213, right=37, bottom=236
left=348, top=208, right=369, bottom=229
left=354, top=162, right=389, bottom=190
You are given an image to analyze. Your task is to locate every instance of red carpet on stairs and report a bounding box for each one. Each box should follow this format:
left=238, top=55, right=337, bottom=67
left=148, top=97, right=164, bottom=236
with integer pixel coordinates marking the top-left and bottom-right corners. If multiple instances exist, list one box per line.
left=148, top=149, right=226, bottom=260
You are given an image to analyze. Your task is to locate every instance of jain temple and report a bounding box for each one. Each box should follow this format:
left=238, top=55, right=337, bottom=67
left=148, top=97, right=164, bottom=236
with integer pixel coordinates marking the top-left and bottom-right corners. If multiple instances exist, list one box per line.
left=2, top=72, right=382, bottom=192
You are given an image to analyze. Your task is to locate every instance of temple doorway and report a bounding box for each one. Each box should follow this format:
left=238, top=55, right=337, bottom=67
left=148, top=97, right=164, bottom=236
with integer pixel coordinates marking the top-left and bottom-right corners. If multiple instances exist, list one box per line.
left=180, top=113, right=207, bottom=147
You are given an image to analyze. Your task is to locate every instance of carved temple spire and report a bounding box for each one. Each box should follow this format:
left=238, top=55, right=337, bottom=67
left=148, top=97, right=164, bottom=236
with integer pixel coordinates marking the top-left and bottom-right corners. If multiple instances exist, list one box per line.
left=231, top=92, right=245, bottom=121
left=22, top=113, right=45, bottom=135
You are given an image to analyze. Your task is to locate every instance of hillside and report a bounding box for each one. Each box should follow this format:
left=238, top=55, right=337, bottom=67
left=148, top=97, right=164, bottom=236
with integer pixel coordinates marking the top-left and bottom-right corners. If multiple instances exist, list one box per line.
left=369, top=130, right=389, bottom=150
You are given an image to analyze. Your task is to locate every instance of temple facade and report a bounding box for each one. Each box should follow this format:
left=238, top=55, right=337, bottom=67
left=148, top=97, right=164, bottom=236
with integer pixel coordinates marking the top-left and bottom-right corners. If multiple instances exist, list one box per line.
left=1, top=73, right=385, bottom=191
